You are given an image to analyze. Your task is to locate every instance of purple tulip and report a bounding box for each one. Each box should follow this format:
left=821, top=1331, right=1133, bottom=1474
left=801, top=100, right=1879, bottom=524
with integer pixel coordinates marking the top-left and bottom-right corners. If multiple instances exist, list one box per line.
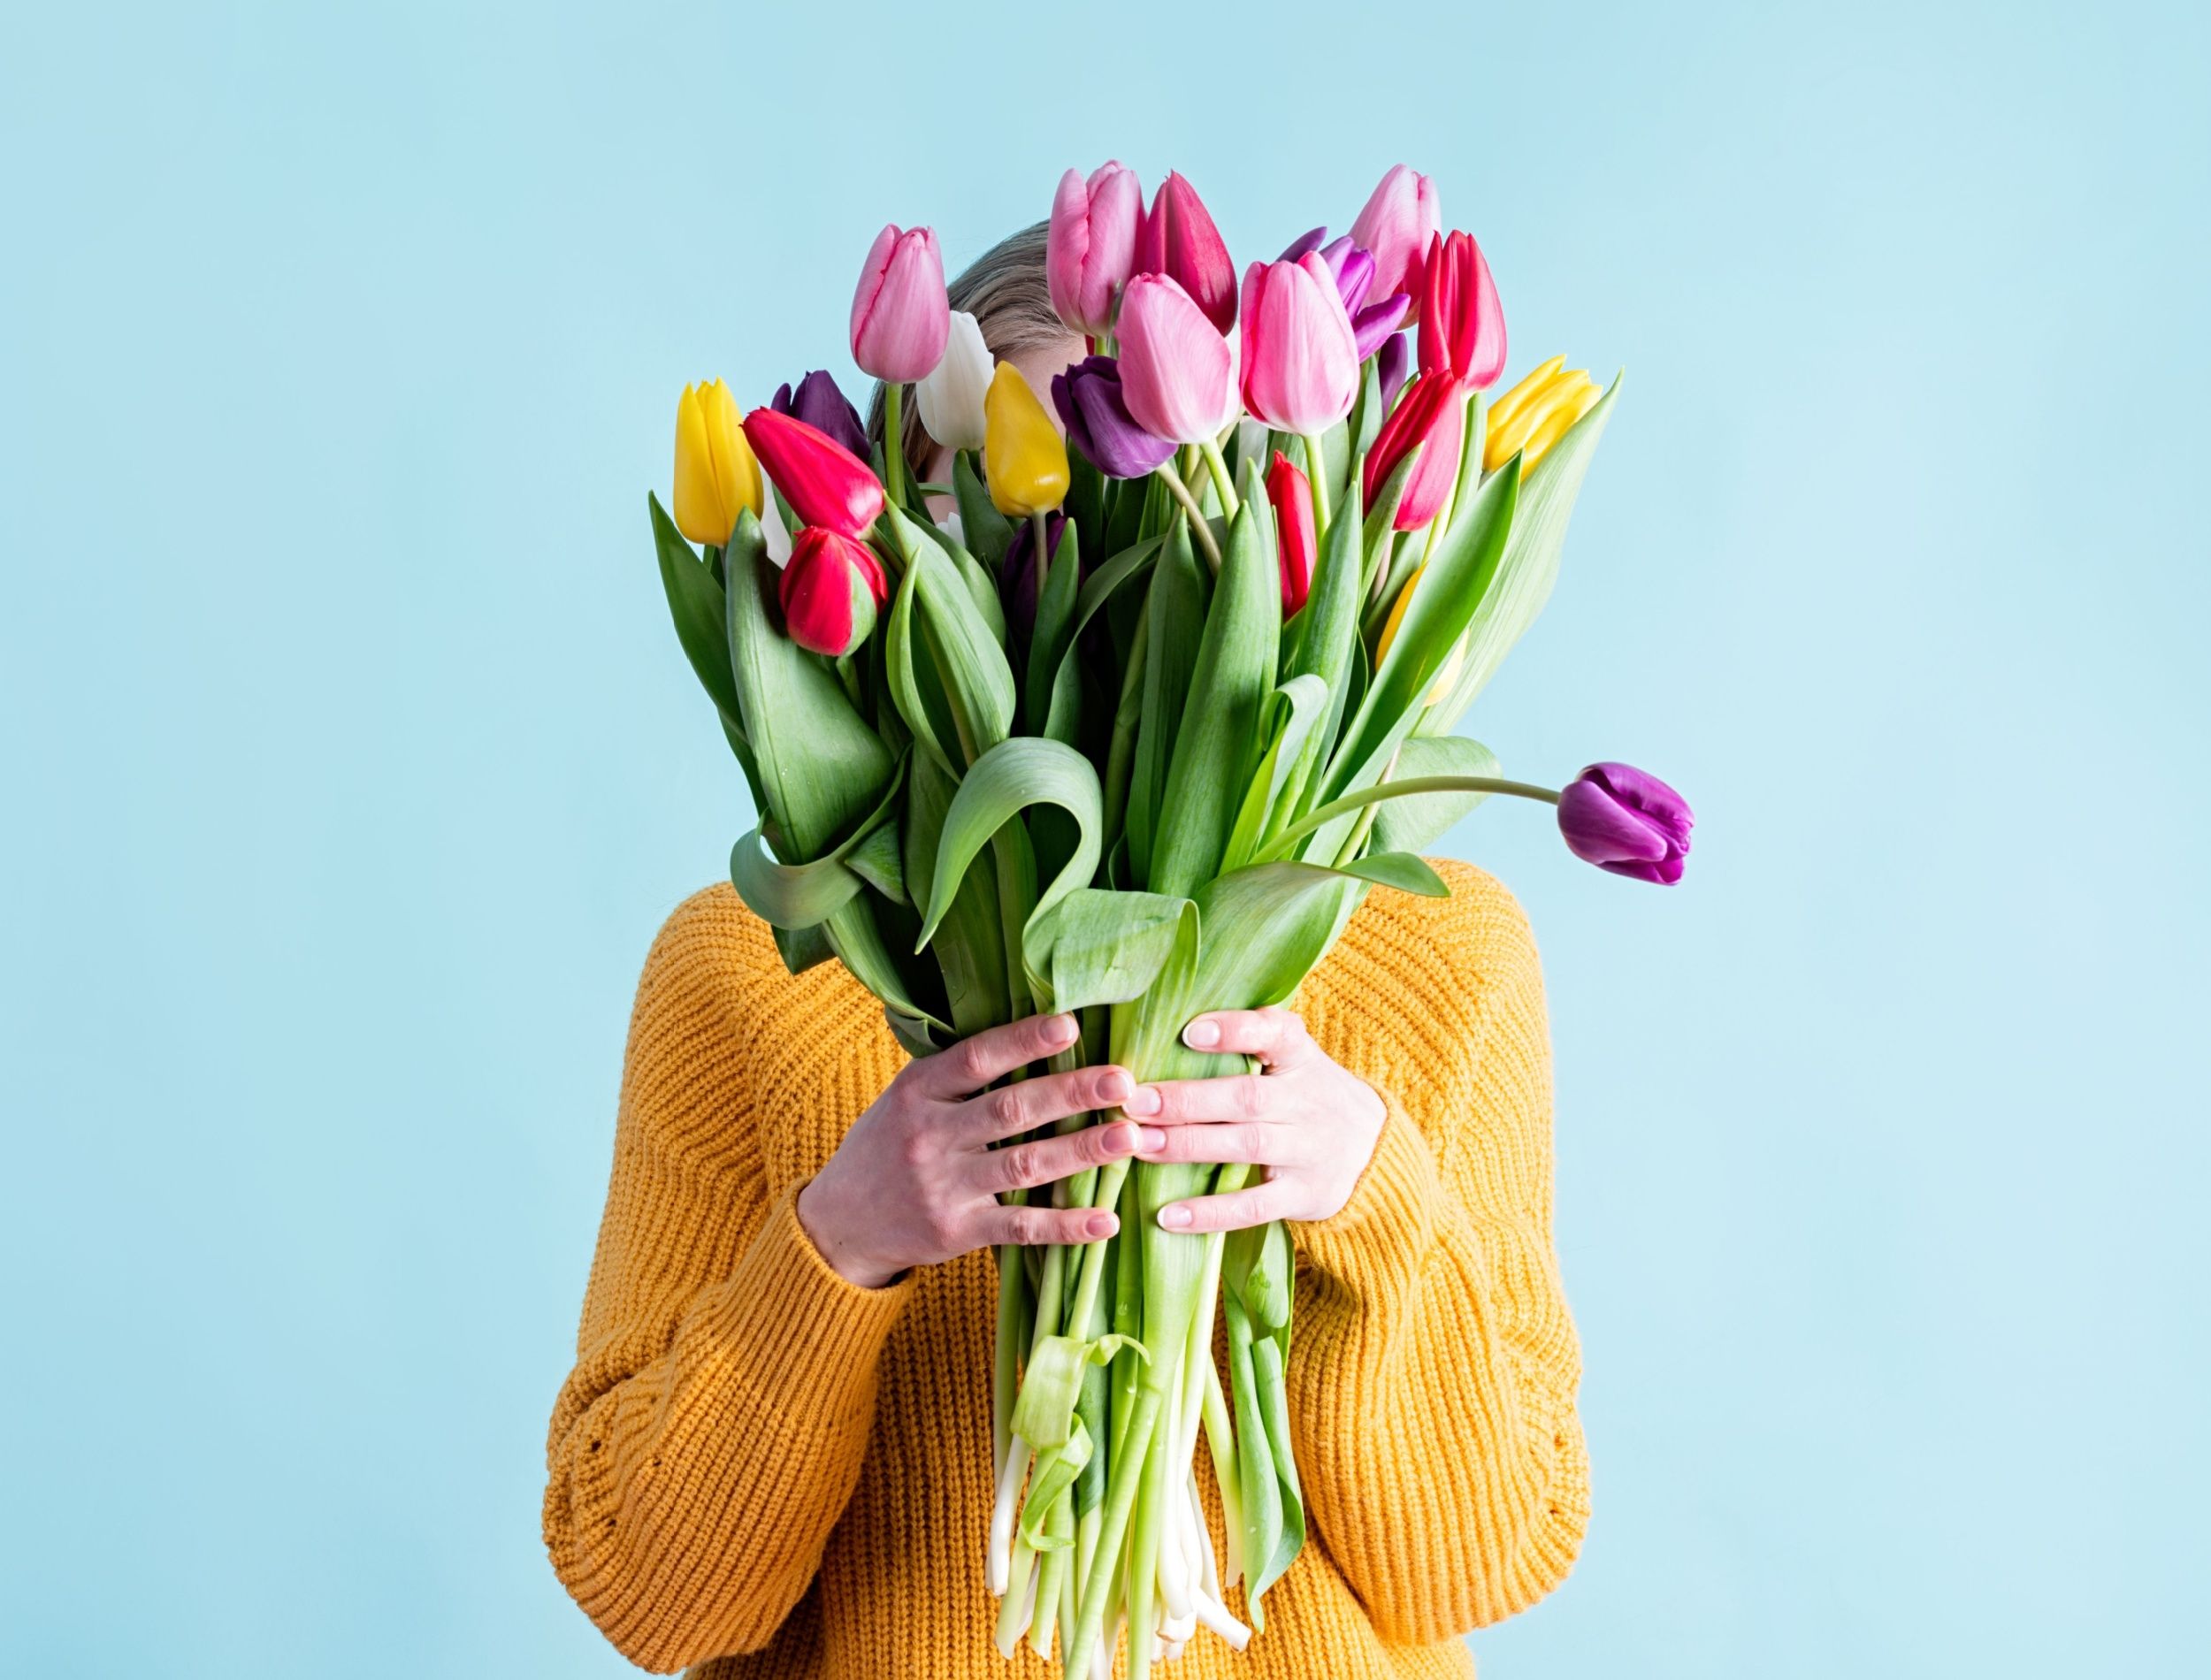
left=1377, top=333, right=1412, bottom=410
left=1557, top=763, right=1694, bottom=885
left=1051, top=355, right=1176, bottom=479
left=1277, top=225, right=1329, bottom=263
left=770, top=370, right=869, bottom=462
left=998, top=510, right=1068, bottom=654
left=1316, top=234, right=1409, bottom=360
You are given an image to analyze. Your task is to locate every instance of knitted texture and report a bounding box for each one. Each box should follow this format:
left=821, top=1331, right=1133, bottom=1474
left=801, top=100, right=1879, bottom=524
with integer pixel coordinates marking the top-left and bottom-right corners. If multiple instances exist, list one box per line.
left=544, top=859, right=1587, bottom=1677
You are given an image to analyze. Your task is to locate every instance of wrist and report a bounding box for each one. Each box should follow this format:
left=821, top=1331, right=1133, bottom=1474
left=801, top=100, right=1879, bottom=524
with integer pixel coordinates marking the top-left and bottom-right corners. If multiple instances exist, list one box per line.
left=795, top=1175, right=905, bottom=1290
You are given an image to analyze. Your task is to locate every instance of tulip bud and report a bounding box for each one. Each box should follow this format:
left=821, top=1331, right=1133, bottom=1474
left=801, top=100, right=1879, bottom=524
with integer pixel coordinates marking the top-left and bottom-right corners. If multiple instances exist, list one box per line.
left=1364, top=373, right=1465, bottom=531
left=1136, top=172, right=1237, bottom=335
left=916, top=310, right=992, bottom=454
left=1314, top=235, right=1409, bottom=360
left=1115, top=273, right=1238, bottom=446
left=741, top=408, right=885, bottom=539
left=1417, top=231, right=1506, bottom=389
left=671, top=379, right=762, bottom=546
left=1052, top=355, right=1176, bottom=479
left=1377, top=333, right=1412, bottom=411
left=850, top=224, right=950, bottom=383
left=1483, top=355, right=1602, bottom=476
left=1349, top=164, right=1441, bottom=325
left=998, top=509, right=1067, bottom=653
left=1266, top=451, right=1316, bottom=617
left=779, top=526, right=889, bottom=659
left=1557, top=763, right=1693, bottom=884
left=983, top=362, right=1070, bottom=518
left=1239, top=256, right=1359, bottom=435
left=770, top=370, right=869, bottom=461
left=1047, top=161, right=1144, bottom=337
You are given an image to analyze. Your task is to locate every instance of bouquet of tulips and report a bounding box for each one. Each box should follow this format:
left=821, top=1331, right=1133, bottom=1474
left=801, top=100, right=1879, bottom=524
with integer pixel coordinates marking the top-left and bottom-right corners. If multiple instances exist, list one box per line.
left=645, top=162, right=1691, bottom=1678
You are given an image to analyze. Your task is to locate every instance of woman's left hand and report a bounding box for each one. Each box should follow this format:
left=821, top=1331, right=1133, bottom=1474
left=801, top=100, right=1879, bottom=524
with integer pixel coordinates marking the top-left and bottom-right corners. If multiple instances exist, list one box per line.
left=1127, top=1005, right=1387, bottom=1233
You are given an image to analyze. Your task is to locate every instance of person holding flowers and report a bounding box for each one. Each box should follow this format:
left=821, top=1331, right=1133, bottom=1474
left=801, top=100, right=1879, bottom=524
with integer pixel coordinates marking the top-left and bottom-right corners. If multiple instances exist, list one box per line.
left=546, top=164, right=1689, bottom=1680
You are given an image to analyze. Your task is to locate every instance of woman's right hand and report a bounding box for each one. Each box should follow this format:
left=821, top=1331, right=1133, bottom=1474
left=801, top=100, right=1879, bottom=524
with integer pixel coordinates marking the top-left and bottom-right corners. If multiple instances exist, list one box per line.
left=794, top=1012, right=1166, bottom=1289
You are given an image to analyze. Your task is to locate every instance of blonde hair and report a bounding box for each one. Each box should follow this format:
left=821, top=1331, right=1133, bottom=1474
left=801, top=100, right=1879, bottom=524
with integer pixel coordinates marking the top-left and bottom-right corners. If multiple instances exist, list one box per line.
left=867, top=220, right=1066, bottom=466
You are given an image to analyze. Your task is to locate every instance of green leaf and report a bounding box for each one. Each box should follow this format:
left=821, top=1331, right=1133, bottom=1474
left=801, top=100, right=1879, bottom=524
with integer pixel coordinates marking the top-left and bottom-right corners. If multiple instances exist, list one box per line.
left=844, top=818, right=907, bottom=904
left=1041, top=534, right=1164, bottom=747
left=1370, top=736, right=1503, bottom=852
left=1029, top=888, right=1195, bottom=1014
left=728, top=755, right=907, bottom=928
left=769, top=921, right=834, bottom=977
left=952, top=449, right=1015, bottom=569
left=1024, top=520, right=1082, bottom=735
left=1221, top=674, right=1329, bottom=875
left=904, top=750, right=1007, bottom=1037
left=1339, top=850, right=1450, bottom=896
left=1126, top=520, right=1208, bottom=887
left=648, top=493, right=742, bottom=727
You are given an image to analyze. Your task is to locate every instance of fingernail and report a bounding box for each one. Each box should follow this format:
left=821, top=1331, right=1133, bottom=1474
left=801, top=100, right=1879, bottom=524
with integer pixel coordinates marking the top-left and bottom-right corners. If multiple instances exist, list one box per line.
left=1121, top=1084, right=1161, bottom=1115
left=1046, top=1014, right=1079, bottom=1045
left=1158, top=1204, right=1193, bottom=1230
left=1089, top=1213, right=1119, bottom=1240
left=1098, top=1070, right=1133, bottom=1103
left=1107, top=1123, right=1141, bottom=1153
left=1183, top=1019, right=1220, bottom=1049
left=1136, top=1126, right=1167, bottom=1152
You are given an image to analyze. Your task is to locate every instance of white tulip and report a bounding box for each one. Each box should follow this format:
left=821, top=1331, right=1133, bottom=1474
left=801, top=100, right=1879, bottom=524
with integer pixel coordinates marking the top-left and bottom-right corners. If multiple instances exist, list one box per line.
left=916, top=309, right=991, bottom=454
left=758, top=481, right=793, bottom=567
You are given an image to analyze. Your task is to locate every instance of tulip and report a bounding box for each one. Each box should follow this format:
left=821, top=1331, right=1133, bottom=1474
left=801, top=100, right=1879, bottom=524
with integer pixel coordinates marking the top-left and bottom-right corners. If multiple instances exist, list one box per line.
left=983, top=362, right=1069, bottom=518
left=998, top=509, right=1067, bottom=651
left=1483, top=355, right=1603, bottom=475
left=849, top=224, right=950, bottom=383
left=741, top=407, right=884, bottom=539
left=1362, top=371, right=1465, bottom=531
left=1239, top=256, right=1359, bottom=436
left=770, top=369, right=869, bottom=461
left=1377, top=332, right=1412, bottom=411
left=779, top=526, right=889, bottom=658
left=917, top=309, right=992, bottom=453
left=1316, top=235, right=1409, bottom=360
left=1115, top=273, right=1237, bottom=446
left=1136, top=172, right=1237, bottom=335
left=1052, top=355, right=1175, bottom=479
left=1266, top=451, right=1316, bottom=616
left=1556, top=762, right=1693, bottom=884
left=1047, top=161, right=1144, bottom=338
left=1277, top=225, right=1328, bottom=263
left=1349, top=164, right=1441, bottom=324
left=1417, top=230, right=1506, bottom=389
left=672, top=379, right=762, bottom=547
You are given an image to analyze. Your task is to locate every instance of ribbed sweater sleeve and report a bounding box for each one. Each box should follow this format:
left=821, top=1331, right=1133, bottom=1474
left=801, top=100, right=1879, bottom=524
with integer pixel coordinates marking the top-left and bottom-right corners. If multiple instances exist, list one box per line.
left=1289, top=870, right=1589, bottom=1644
left=542, top=890, right=913, bottom=1673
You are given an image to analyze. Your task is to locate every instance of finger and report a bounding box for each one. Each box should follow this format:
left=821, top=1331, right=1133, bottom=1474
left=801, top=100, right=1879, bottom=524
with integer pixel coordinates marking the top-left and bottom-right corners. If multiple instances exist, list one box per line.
left=958, top=1064, right=1142, bottom=1144
left=978, top=1201, right=1121, bottom=1247
left=975, top=1119, right=1160, bottom=1196
left=1138, top=1074, right=1276, bottom=1125
left=911, top=1012, right=1081, bottom=1098
left=1180, top=1005, right=1316, bottom=1067
left=1156, top=1179, right=1287, bottom=1234
left=1135, top=1118, right=1304, bottom=1168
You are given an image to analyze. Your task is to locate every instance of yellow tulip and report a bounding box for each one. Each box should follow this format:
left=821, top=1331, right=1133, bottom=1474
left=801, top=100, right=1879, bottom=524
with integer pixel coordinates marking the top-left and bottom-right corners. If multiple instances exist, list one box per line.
left=1482, top=356, right=1601, bottom=477
left=983, top=362, right=1069, bottom=517
left=672, top=379, right=762, bottom=546
left=1374, top=564, right=1422, bottom=665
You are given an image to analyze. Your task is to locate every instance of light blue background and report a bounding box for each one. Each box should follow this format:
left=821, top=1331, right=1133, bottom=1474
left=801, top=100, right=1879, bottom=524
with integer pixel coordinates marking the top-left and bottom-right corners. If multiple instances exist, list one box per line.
left=4, top=2, right=2205, bottom=1675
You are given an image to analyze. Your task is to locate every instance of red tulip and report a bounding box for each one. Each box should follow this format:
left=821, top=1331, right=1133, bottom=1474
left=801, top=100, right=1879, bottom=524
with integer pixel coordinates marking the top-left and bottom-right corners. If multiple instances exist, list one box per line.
left=849, top=224, right=950, bottom=383
left=1266, top=450, right=1316, bottom=616
left=1417, top=230, right=1507, bottom=389
left=1136, top=172, right=1237, bottom=336
left=780, top=526, right=888, bottom=658
left=741, top=408, right=884, bottom=539
left=1363, top=372, right=1466, bottom=531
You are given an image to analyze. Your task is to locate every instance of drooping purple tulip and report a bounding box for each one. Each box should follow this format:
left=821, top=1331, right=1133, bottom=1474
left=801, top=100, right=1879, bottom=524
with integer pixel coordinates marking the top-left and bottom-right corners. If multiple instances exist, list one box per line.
left=770, top=370, right=869, bottom=462
left=1377, top=333, right=1412, bottom=410
left=1051, top=355, right=1177, bottom=479
left=1557, top=763, right=1694, bottom=885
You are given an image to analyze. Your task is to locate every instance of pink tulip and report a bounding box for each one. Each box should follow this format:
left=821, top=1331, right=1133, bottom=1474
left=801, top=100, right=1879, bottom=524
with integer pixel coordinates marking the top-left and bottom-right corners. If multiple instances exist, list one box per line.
left=1047, top=161, right=1143, bottom=337
left=1238, top=255, right=1359, bottom=436
left=1136, top=172, right=1237, bottom=335
left=1349, top=164, right=1441, bottom=325
left=1114, top=273, right=1238, bottom=446
left=849, top=224, right=950, bottom=383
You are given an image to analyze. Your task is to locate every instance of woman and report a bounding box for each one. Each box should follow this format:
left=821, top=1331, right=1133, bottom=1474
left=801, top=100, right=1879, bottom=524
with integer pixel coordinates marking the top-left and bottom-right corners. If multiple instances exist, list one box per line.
left=543, top=225, right=1588, bottom=1678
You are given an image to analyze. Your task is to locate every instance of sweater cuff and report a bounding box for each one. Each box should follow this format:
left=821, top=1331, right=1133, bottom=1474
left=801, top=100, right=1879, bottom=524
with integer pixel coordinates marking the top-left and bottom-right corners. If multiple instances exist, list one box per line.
left=685, top=1186, right=914, bottom=1424
left=1293, top=1089, right=1442, bottom=1281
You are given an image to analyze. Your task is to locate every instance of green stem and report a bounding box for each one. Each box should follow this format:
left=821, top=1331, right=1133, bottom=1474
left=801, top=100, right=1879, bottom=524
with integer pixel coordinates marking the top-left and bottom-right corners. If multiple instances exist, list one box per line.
left=1030, top=508, right=1052, bottom=588
left=883, top=382, right=908, bottom=508
left=1300, top=434, right=1333, bottom=532
left=1197, top=439, right=1241, bottom=518
left=1152, top=464, right=1222, bottom=571
left=1259, top=774, right=1563, bottom=860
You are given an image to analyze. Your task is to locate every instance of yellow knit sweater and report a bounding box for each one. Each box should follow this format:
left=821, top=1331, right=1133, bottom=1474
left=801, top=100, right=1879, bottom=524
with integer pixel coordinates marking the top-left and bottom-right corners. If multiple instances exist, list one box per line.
left=545, top=859, right=1587, bottom=1677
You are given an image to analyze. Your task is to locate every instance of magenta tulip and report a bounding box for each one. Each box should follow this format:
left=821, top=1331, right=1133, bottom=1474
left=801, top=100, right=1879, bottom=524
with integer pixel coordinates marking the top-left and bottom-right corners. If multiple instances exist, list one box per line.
left=1557, top=763, right=1694, bottom=884
left=1363, top=371, right=1464, bottom=531
left=741, top=408, right=884, bottom=539
left=1136, top=172, right=1237, bottom=336
left=1349, top=164, right=1441, bottom=325
left=849, top=224, right=950, bottom=383
left=1418, top=229, right=1507, bottom=389
left=1266, top=451, right=1315, bottom=616
left=1238, top=255, right=1359, bottom=436
left=780, top=526, right=889, bottom=659
left=1114, top=273, right=1237, bottom=446
left=1047, top=161, right=1143, bottom=338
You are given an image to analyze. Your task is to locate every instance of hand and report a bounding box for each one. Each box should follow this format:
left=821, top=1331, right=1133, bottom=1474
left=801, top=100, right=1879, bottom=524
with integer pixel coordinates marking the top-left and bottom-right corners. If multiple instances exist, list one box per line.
left=1134, top=1005, right=1388, bottom=1234
left=796, top=1012, right=1165, bottom=1288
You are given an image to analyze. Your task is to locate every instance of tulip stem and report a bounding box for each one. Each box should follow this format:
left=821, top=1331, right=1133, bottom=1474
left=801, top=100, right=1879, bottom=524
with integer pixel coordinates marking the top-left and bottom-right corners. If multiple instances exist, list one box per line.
left=1259, top=774, right=1562, bottom=860
left=1153, top=463, right=1222, bottom=571
left=1031, top=510, right=1053, bottom=590
left=1197, top=439, right=1240, bottom=518
left=883, top=382, right=910, bottom=509
left=1300, top=434, right=1333, bottom=532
